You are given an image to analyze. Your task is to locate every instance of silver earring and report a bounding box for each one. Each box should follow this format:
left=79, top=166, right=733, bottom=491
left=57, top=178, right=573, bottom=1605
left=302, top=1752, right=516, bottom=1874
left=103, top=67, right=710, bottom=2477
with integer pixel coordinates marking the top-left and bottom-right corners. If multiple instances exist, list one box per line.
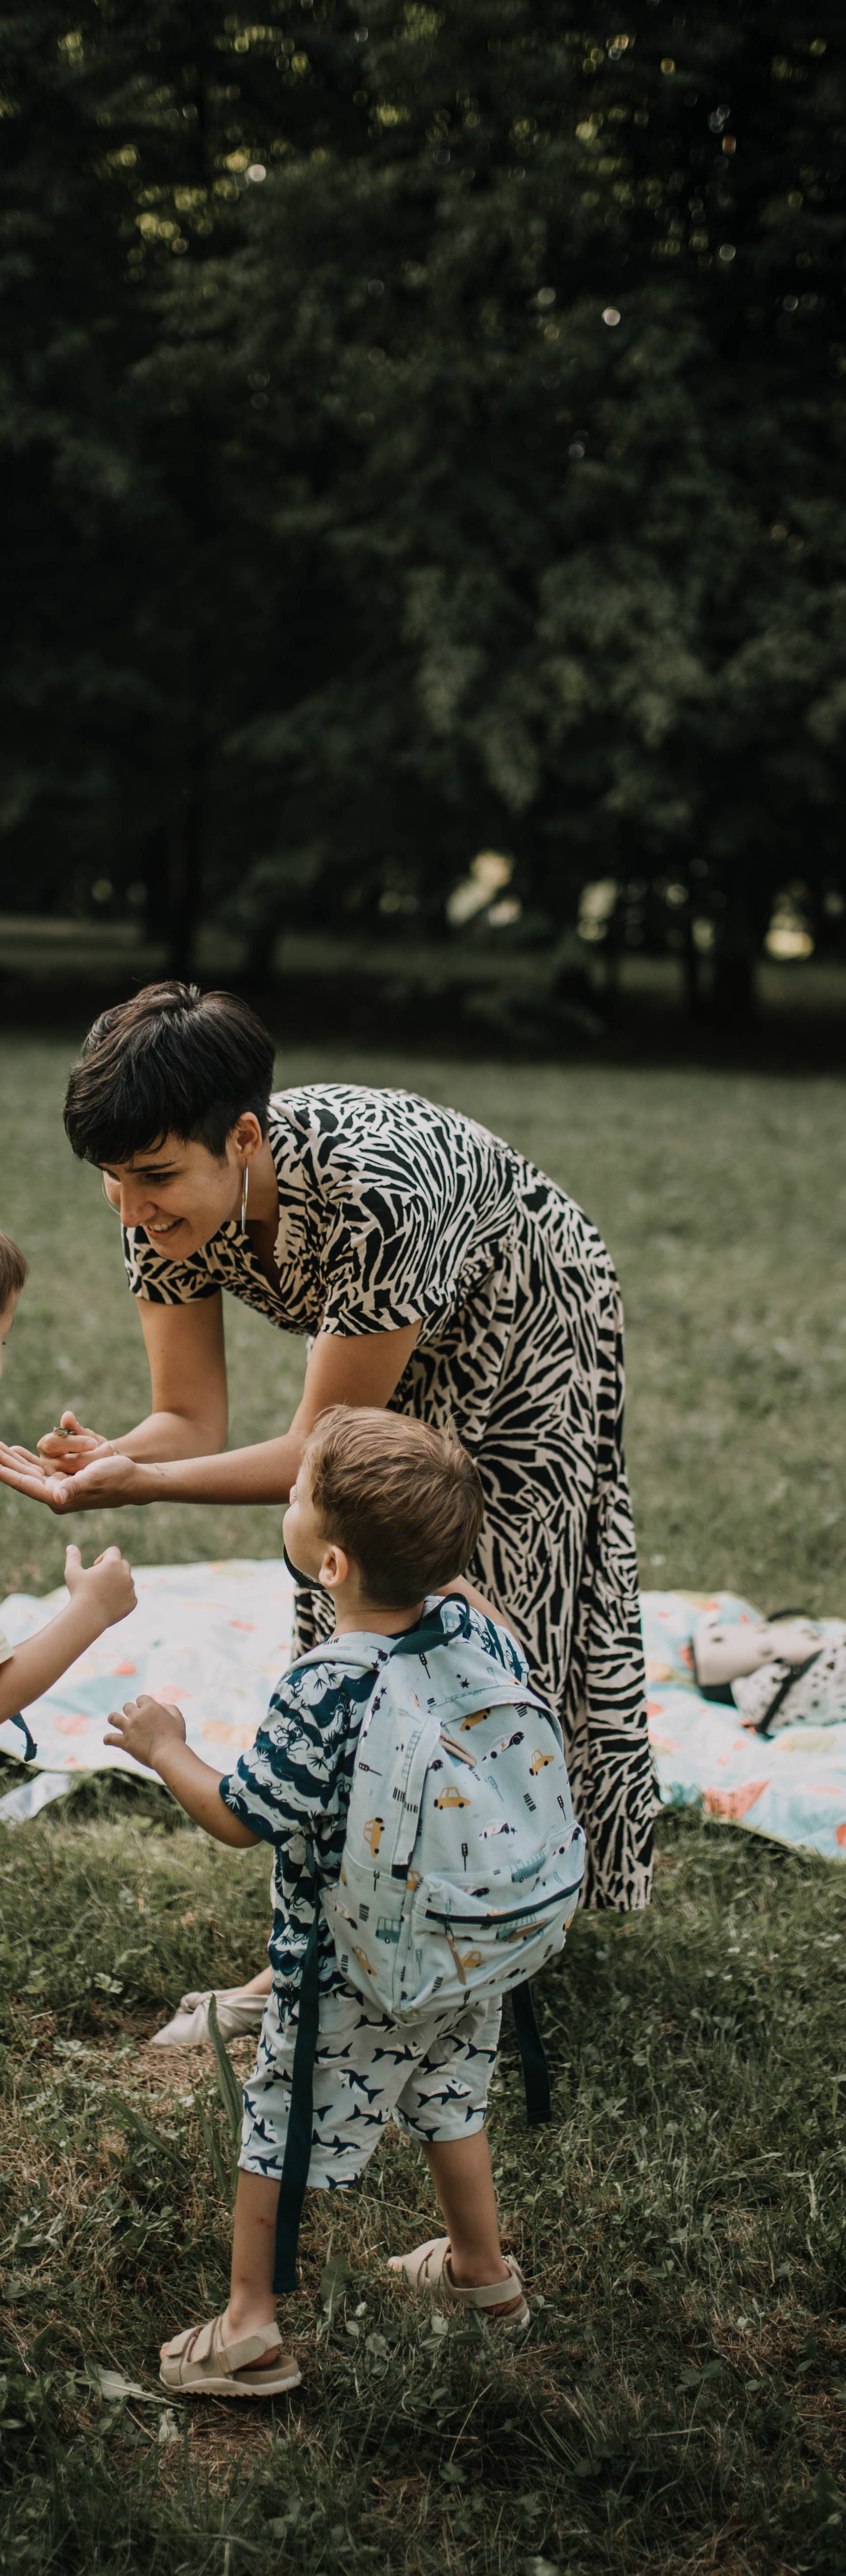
left=241, top=1163, right=249, bottom=1231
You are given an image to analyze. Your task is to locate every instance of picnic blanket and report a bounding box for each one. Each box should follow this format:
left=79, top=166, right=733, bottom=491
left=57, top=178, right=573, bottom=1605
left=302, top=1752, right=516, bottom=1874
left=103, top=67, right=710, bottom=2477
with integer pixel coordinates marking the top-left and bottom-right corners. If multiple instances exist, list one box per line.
left=1, top=1565, right=845, bottom=1860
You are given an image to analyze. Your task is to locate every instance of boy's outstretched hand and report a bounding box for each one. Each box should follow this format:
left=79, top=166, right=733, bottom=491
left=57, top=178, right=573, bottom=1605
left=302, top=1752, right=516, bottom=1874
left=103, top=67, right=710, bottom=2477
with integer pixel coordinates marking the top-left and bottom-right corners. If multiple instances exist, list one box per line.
left=105, top=1693, right=186, bottom=1771
left=104, top=1696, right=256, bottom=1845
left=65, top=1542, right=137, bottom=1628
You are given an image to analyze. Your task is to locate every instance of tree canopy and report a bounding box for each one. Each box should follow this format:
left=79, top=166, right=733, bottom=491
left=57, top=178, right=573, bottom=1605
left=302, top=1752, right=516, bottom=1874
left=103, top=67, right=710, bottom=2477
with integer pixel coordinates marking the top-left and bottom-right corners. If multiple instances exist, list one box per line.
left=1, top=3, right=844, bottom=1011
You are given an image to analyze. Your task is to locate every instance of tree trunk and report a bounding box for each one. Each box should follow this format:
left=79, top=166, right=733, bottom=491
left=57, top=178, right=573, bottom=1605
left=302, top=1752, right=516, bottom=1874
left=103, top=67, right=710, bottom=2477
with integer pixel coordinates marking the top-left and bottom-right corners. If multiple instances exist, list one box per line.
left=141, top=825, right=172, bottom=946
left=710, top=910, right=758, bottom=1025
left=602, top=890, right=625, bottom=997
left=244, top=888, right=292, bottom=984
left=680, top=912, right=703, bottom=1020
left=167, top=760, right=205, bottom=982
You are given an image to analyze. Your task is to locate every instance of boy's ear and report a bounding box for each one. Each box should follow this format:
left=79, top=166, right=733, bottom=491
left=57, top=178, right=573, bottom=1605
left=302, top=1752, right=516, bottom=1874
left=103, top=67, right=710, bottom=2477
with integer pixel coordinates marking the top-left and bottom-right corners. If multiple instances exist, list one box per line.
left=319, top=1541, right=350, bottom=1591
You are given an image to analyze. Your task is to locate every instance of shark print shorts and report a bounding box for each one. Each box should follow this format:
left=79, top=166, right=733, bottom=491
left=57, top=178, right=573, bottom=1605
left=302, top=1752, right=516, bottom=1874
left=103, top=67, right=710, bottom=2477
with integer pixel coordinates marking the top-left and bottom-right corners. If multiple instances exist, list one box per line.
left=240, top=1981, right=502, bottom=2188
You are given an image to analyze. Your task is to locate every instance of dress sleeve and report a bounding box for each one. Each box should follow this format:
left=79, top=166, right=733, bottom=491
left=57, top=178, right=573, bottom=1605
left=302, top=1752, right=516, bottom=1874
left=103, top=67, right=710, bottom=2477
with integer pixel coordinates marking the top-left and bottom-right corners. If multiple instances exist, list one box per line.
left=122, top=1224, right=219, bottom=1306
left=218, top=1667, right=349, bottom=1844
left=319, top=1175, right=461, bottom=1337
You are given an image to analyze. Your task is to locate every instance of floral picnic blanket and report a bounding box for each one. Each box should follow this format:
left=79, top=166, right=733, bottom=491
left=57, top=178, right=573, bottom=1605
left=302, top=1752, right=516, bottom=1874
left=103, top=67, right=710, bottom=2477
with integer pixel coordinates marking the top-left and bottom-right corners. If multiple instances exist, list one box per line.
left=1, top=1566, right=845, bottom=1859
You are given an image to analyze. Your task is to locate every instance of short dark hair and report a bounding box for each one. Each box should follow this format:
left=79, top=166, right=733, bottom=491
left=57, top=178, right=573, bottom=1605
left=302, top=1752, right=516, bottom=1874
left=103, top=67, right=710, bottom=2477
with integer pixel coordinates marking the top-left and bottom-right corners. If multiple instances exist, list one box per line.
left=63, top=983, right=275, bottom=1164
left=0, top=1230, right=27, bottom=1308
left=302, top=1406, right=485, bottom=1607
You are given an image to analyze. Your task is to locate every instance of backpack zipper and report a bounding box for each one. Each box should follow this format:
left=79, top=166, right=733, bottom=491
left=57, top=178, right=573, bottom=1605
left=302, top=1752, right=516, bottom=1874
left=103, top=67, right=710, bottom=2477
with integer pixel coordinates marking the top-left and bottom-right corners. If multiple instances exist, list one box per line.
left=427, top=1878, right=581, bottom=1933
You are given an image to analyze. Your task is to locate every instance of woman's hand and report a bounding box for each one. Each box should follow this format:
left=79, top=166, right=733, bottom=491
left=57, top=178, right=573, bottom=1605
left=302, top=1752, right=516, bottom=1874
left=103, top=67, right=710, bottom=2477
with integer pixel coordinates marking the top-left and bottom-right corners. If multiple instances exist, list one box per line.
left=0, top=1445, right=147, bottom=1513
left=37, top=1410, right=117, bottom=1479
left=104, top=1693, right=186, bottom=1770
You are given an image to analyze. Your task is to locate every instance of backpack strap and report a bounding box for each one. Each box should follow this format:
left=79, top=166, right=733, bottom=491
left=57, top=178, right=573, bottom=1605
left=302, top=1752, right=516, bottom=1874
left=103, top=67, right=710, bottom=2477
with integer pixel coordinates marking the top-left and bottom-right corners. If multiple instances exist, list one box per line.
left=272, top=1859, right=322, bottom=2295
left=509, top=1981, right=552, bottom=2126
left=6, top=1711, right=37, bottom=1761
left=385, top=1596, right=474, bottom=1659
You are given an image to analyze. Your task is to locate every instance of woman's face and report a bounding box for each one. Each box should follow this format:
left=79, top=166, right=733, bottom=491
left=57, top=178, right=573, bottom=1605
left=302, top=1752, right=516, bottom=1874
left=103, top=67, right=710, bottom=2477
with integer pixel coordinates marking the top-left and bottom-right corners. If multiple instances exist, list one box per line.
left=99, top=1130, right=246, bottom=1257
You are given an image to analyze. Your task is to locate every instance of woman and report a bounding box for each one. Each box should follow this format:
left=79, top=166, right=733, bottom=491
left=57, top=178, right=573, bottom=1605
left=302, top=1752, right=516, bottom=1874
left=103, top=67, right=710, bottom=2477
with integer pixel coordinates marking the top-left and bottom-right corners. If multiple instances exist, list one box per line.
left=0, top=982, right=653, bottom=1942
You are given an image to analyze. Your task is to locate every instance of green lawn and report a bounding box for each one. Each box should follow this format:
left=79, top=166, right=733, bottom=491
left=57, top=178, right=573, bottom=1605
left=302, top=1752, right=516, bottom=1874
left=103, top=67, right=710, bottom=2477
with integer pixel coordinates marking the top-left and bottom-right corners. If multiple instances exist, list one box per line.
left=1, top=1032, right=845, bottom=2576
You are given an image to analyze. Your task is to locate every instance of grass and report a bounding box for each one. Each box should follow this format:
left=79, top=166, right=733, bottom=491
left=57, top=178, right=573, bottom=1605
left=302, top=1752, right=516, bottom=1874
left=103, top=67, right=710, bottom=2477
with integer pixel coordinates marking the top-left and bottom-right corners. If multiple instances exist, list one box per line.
left=1, top=1030, right=846, bottom=2573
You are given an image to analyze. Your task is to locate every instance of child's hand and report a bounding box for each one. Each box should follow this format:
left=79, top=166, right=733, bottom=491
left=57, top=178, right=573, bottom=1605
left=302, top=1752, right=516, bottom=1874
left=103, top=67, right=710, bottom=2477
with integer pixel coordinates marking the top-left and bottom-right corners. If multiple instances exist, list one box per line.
left=104, top=1694, right=186, bottom=1770
left=64, top=1542, right=137, bottom=1627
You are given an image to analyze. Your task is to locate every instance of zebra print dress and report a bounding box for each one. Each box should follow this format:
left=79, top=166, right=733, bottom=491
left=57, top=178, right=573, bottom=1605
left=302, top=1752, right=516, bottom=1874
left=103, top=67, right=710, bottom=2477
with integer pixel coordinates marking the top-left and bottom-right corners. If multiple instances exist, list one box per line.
left=123, top=1085, right=654, bottom=1910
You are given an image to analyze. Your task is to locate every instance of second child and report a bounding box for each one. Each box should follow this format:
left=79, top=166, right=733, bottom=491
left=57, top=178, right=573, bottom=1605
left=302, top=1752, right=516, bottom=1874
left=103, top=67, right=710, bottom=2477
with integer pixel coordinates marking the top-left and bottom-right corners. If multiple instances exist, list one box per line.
left=0, top=1230, right=136, bottom=1735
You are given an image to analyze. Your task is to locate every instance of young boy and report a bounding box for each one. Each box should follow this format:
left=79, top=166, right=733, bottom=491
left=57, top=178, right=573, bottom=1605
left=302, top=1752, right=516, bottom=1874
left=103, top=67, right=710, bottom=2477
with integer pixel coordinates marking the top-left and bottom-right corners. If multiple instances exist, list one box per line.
left=106, top=1407, right=541, bottom=2401
left=0, top=1230, right=136, bottom=1730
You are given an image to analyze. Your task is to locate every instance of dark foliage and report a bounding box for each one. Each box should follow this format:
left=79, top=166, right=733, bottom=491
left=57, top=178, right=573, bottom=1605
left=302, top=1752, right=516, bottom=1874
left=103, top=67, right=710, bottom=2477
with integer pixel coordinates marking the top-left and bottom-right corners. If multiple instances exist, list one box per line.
left=1, top=4, right=844, bottom=1012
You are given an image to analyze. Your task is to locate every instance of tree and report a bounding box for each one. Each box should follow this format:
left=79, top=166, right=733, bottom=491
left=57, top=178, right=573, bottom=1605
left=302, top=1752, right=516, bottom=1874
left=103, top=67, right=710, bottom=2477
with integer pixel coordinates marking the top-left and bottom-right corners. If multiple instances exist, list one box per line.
left=1, top=3, right=844, bottom=1014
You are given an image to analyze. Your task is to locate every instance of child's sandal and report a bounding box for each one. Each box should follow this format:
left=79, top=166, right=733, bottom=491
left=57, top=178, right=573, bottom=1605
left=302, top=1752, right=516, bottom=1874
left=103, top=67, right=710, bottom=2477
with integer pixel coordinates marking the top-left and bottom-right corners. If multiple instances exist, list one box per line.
left=389, top=2237, right=531, bottom=2336
left=159, top=2312, right=301, bottom=2397
left=151, top=1987, right=266, bottom=2049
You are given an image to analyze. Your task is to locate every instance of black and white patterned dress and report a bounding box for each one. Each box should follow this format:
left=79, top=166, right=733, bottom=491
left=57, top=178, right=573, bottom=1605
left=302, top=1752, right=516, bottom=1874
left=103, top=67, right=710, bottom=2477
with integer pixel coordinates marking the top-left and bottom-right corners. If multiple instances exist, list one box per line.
left=123, top=1085, right=654, bottom=1910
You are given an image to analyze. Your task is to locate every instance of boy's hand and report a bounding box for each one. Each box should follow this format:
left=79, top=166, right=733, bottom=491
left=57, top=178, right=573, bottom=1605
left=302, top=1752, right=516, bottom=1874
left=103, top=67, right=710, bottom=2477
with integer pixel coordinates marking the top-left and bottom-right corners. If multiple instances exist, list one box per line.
left=64, top=1542, right=137, bottom=1628
left=38, top=1410, right=117, bottom=1478
left=104, top=1694, right=186, bottom=1770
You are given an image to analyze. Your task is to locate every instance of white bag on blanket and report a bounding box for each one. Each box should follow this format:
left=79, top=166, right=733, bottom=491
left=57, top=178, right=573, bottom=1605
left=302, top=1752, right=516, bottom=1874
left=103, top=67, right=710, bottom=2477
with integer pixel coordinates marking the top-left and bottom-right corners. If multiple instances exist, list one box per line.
left=732, top=1628, right=846, bottom=1733
left=694, top=1606, right=846, bottom=1734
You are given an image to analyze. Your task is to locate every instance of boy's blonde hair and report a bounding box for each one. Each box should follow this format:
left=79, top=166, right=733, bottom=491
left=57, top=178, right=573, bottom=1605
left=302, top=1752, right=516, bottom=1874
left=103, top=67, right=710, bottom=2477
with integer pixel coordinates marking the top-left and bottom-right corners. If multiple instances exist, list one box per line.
left=302, top=1406, right=484, bottom=1608
left=0, top=1231, right=27, bottom=1309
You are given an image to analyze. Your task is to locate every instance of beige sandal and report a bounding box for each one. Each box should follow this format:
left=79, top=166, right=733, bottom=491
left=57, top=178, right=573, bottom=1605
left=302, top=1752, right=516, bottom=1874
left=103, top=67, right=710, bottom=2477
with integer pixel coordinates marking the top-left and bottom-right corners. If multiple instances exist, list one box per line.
left=151, top=1987, right=266, bottom=2049
left=160, top=2311, right=301, bottom=2397
left=389, top=2236, right=530, bottom=2336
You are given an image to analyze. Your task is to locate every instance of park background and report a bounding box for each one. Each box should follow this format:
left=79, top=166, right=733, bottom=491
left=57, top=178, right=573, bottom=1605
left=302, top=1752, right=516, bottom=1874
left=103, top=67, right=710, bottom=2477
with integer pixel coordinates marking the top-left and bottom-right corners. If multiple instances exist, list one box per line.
left=1, top=8, right=846, bottom=2576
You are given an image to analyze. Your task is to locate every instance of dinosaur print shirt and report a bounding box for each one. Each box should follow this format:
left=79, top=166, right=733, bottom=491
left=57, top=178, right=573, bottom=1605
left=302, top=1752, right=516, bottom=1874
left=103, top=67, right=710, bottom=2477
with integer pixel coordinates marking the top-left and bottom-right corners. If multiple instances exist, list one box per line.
left=218, top=1595, right=528, bottom=1998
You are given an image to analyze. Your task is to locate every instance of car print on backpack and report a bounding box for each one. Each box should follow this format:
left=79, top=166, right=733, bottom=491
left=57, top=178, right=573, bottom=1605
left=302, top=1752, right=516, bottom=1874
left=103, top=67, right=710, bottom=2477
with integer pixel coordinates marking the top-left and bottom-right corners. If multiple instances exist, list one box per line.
left=530, top=1749, right=555, bottom=1775
left=434, top=1784, right=471, bottom=1810
left=363, top=1817, right=385, bottom=1856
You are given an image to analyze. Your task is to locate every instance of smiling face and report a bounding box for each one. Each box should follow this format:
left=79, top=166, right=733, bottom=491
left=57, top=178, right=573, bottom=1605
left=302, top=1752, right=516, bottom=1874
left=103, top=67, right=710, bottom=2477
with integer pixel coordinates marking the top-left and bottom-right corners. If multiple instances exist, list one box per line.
left=99, top=1117, right=261, bottom=1257
left=0, top=1291, right=19, bottom=1382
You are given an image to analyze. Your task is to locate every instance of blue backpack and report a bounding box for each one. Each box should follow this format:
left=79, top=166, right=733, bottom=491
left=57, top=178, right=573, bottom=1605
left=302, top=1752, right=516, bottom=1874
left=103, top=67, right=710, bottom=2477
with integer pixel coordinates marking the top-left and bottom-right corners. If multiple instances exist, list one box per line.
left=273, top=1597, right=585, bottom=2291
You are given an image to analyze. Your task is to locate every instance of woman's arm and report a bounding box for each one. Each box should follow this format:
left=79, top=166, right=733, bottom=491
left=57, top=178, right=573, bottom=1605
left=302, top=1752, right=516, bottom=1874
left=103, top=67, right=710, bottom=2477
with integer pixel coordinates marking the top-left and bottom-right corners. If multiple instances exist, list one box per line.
left=117, top=1298, right=228, bottom=1459
left=441, top=1574, right=530, bottom=1653
left=0, top=1321, right=421, bottom=1514
left=135, top=1316, right=422, bottom=1500
left=37, top=1298, right=228, bottom=1474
